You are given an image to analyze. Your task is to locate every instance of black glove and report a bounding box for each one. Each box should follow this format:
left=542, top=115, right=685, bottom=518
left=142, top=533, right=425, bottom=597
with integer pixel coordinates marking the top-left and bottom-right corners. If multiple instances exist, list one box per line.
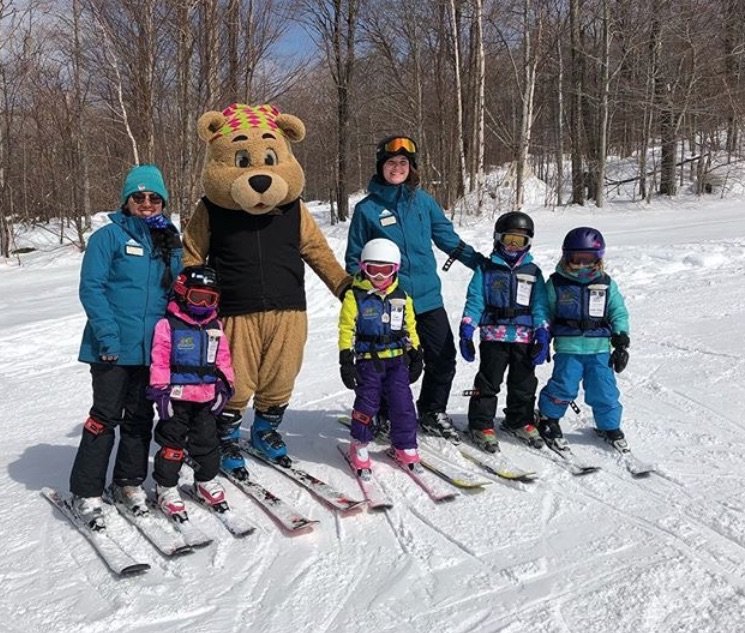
left=609, top=332, right=630, bottom=373
left=339, top=350, right=357, bottom=389
left=407, top=347, right=424, bottom=384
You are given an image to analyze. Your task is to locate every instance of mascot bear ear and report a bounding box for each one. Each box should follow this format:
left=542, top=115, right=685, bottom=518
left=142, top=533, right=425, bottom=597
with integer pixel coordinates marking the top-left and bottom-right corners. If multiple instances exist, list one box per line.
left=276, top=114, right=306, bottom=143
left=197, top=110, right=228, bottom=142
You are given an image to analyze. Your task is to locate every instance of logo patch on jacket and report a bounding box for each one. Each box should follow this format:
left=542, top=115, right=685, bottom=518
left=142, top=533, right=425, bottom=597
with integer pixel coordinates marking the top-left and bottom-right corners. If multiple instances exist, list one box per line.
left=177, top=336, right=196, bottom=351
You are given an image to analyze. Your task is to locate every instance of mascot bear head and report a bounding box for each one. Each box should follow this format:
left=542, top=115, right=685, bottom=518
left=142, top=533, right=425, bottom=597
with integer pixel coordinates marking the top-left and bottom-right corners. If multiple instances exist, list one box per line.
left=197, top=103, right=306, bottom=215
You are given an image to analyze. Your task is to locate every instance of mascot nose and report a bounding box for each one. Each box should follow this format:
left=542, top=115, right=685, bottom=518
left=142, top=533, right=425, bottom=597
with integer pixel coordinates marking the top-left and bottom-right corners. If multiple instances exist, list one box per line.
left=249, top=175, right=272, bottom=194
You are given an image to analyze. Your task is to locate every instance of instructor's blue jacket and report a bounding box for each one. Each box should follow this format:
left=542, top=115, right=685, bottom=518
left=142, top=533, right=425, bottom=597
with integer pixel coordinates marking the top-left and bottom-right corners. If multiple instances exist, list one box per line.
left=78, top=211, right=182, bottom=365
left=345, top=177, right=483, bottom=314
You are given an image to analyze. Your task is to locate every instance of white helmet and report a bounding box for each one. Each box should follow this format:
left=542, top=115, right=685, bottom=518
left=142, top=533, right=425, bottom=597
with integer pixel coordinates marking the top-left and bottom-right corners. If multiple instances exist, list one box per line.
left=360, top=238, right=401, bottom=265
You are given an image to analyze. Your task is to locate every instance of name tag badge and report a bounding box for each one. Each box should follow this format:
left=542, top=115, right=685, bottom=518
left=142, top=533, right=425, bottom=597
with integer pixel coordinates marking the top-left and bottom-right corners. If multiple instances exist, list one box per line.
left=389, top=298, right=406, bottom=330
left=588, top=286, right=607, bottom=317
left=515, top=275, right=535, bottom=306
left=171, top=385, right=184, bottom=399
left=380, top=216, right=397, bottom=227
left=125, top=244, right=144, bottom=256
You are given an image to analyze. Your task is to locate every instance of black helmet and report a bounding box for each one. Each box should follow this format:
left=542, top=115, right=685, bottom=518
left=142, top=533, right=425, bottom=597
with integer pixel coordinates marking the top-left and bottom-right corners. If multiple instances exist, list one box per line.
left=493, top=211, right=534, bottom=238
left=376, top=135, right=418, bottom=177
left=173, top=265, right=220, bottom=314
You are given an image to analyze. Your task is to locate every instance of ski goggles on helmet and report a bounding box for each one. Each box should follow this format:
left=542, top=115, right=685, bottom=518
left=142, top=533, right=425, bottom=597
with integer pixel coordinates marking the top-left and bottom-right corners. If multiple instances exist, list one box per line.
left=496, top=232, right=532, bottom=249
left=184, top=287, right=220, bottom=308
left=130, top=192, right=164, bottom=205
left=382, top=137, right=417, bottom=155
left=361, top=261, right=399, bottom=279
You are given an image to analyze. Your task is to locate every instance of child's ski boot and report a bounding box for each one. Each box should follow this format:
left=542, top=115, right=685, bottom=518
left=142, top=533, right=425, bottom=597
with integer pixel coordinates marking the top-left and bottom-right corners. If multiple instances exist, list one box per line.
left=536, top=415, right=568, bottom=451
left=468, top=427, right=500, bottom=453
left=250, top=405, right=290, bottom=467
left=156, top=485, right=188, bottom=522
left=394, top=447, right=422, bottom=471
left=194, top=478, right=229, bottom=512
left=500, top=422, right=545, bottom=449
left=349, top=440, right=372, bottom=473
left=110, top=483, right=149, bottom=517
left=419, top=411, right=461, bottom=444
left=217, top=409, right=250, bottom=481
left=71, top=495, right=105, bottom=531
left=595, top=428, right=628, bottom=451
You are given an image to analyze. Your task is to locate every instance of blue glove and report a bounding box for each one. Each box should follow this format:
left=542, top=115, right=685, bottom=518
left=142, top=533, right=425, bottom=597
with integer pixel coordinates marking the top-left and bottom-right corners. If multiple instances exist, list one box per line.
left=146, top=385, right=173, bottom=421
left=459, top=322, right=476, bottom=362
left=530, top=327, right=551, bottom=366
left=211, top=380, right=235, bottom=415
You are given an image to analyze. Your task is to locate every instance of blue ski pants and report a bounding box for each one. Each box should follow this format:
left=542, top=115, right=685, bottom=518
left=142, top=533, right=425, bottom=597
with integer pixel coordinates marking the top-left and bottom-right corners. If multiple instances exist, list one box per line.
left=538, top=352, right=622, bottom=431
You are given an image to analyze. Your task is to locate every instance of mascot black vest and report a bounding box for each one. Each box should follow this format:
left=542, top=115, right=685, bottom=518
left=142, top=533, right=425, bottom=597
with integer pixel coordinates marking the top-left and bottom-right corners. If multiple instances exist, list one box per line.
left=205, top=197, right=305, bottom=316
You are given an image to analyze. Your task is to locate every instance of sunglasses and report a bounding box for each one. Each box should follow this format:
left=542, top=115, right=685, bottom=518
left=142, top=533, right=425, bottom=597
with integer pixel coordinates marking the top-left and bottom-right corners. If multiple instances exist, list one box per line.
left=361, top=261, right=399, bottom=279
left=497, top=232, right=531, bottom=249
left=130, top=192, right=164, bottom=205
left=185, top=287, right=219, bottom=308
left=383, top=137, right=417, bottom=155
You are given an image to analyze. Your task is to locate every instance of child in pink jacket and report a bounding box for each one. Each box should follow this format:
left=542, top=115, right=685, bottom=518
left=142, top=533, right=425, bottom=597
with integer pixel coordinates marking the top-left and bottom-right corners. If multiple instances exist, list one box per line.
left=146, top=265, right=235, bottom=519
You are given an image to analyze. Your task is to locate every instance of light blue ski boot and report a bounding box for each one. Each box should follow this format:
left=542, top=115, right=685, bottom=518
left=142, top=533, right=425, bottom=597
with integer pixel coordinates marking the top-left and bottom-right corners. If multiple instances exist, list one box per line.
left=217, top=409, right=249, bottom=480
left=250, top=405, right=290, bottom=466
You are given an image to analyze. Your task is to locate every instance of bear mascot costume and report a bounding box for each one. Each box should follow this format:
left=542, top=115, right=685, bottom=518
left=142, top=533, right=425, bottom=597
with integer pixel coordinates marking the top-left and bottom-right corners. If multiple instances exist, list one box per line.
left=182, top=103, right=351, bottom=477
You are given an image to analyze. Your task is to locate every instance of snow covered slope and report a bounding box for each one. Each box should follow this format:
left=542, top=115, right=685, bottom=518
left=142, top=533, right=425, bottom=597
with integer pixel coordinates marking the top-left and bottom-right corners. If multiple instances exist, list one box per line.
left=2, top=194, right=745, bottom=633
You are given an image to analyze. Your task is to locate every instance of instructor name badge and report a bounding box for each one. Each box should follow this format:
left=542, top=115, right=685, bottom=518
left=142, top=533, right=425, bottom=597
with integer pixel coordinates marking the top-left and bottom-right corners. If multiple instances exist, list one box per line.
left=125, top=241, right=144, bottom=256
left=379, top=209, right=397, bottom=227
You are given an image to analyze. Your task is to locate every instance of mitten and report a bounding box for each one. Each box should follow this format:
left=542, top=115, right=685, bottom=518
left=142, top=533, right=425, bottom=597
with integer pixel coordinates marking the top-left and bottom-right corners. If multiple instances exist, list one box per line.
left=407, top=347, right=424, bottom=384
left=609, top=332, right=630, bottom=373
left=339, top=350, right=357, bottom=390
left=530, top=326, right=551, bottom=366
left=459, top=321, right=476, bottom=362
left=211, top=380, right=235, bottom=415
left=146, top=385, right=173, bottom=421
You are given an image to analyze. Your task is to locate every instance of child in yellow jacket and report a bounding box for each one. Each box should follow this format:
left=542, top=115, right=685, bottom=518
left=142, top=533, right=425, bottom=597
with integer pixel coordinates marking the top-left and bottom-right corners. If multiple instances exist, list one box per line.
left=338, top=238, right=423, bottom=470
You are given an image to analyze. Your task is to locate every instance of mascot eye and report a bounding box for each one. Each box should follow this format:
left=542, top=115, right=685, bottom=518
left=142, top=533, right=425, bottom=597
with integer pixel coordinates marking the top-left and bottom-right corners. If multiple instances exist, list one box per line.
left=264, top=149, right=278, bottom=166
left=235, top=150, right=251, bottom=168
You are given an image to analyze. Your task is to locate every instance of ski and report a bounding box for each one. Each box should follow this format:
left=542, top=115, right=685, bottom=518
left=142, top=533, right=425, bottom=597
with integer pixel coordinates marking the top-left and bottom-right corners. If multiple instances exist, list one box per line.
left=600, top=436, right=655, bottom=476
left=456, top=442, right=538, bottom=482
left=337, top=444, right=393, bottom=511
left=417, top=446, right=492, bottom=488
left=220, top=468, right=318, bottom=532
left=42, top=487, right=150, bottom=576
left=239, top=441, right=365, bottom=513
left=385, top=449, right=459, bottom=502
left=181, top=485, right=257, bottom=538
left=149, top=496, right=213, bottom=549
left=540, top=439, right=601, bottom=476
left=104, top=487, right=192, bottom=557
left=418, top=434, right=538, bottom=483
left=337, top=415, right=490, bottom=489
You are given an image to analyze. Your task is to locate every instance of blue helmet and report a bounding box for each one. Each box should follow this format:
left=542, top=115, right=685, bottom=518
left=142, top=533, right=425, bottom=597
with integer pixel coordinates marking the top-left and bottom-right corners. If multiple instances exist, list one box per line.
left=562, top=227, right=605, bottom=259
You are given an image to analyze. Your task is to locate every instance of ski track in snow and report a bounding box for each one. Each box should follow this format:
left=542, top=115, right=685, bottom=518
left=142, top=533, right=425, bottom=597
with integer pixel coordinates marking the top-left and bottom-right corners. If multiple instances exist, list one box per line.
left=3, top=199, right=745, bottom=631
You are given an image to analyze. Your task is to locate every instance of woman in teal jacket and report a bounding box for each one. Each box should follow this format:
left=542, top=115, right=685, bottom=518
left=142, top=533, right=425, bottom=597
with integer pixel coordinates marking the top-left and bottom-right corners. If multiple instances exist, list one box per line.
left=345, top=136, right=484, bottom=443
left=69, top=164, right=182, bottom=529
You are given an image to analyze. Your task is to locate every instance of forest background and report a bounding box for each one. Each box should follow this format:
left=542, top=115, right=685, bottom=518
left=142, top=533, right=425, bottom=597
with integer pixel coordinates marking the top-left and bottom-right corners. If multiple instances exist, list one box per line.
left=1, top=0, right=743, bottom=257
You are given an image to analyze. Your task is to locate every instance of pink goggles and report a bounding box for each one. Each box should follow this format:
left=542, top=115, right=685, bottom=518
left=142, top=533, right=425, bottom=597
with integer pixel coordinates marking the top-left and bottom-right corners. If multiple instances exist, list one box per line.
left=361, top=261, right=399, bottom=279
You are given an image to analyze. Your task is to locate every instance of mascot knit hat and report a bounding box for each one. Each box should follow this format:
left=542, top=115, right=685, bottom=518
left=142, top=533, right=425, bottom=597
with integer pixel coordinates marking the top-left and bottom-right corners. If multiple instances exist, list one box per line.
left=120, top=164, right=169, bottom=207
left=210, top=103, right=283, bottom=141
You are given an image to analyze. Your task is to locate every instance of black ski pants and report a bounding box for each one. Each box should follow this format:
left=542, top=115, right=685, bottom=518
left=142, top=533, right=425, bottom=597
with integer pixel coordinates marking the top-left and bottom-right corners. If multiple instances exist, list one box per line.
left=153, top=401, right=220, bottom=488
left=414, top=306, right=457, bottom=416
left=69, top=364, right=154, bottom=498
left=467, top=341, right=537, bottom=430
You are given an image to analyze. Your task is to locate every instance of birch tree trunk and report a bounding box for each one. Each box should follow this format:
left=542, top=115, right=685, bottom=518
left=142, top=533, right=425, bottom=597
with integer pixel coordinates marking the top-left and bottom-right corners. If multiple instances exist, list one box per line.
left=594, top=0, right=610, bottom=207
left=449, top=0, right=468, bottom=199
left=472, top=0, right=485, bottom=211
left=570, top=0, right=585, bottom=204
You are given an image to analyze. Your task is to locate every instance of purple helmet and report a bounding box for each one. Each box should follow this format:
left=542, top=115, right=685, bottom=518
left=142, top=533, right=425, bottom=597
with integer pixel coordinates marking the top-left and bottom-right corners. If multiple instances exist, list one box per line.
left=562, top=227, right=605, bottom=259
